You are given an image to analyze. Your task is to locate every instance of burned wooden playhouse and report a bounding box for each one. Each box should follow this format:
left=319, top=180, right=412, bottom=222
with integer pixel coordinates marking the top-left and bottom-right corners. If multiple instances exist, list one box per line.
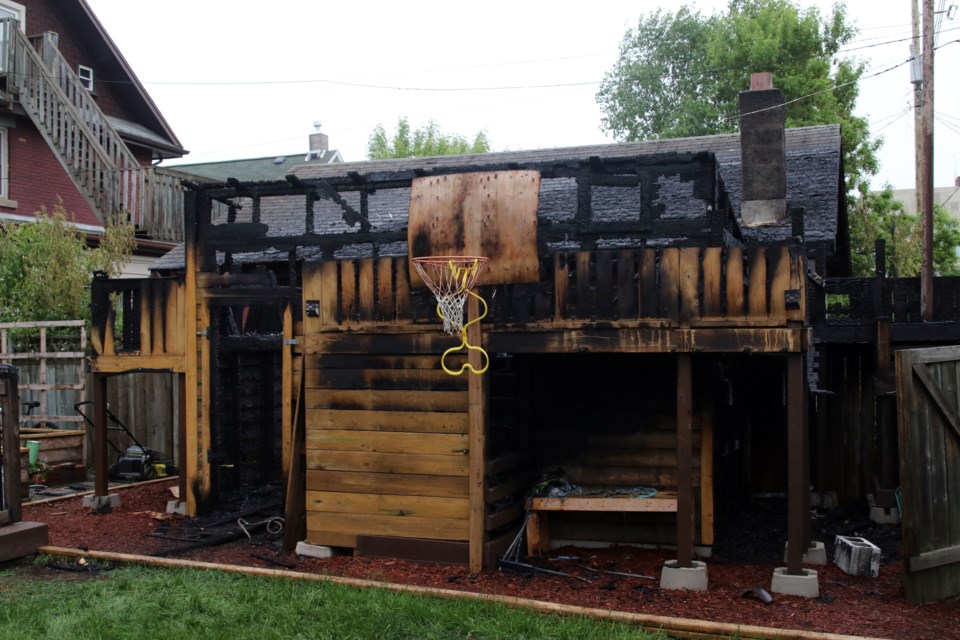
left=86, top=81, right=960, bottom=601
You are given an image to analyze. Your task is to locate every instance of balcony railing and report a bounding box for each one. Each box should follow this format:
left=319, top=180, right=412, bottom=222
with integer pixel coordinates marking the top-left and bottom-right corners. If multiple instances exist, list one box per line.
left=0, top=21, right=183, bottom=242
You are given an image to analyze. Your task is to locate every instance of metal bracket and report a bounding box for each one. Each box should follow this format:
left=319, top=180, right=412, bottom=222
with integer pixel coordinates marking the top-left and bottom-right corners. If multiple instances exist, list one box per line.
left=283, top=338, right=299, bottom=346
left=197, top=327, right=210, bottom=337
left=305, top=300, right=320, bottom=317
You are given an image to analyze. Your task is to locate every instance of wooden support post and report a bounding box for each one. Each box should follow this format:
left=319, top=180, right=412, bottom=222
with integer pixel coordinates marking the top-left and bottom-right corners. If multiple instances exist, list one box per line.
left=467, top=295, right=486, bottom=574
left=1, top=366, right=21, bottom=524
left=93, top=374, right=109, bottom=498
left=676, top=354, right=694, bottom=567
left=699, top=407, right=714, bottom=546
left=281, top=302, right=293, bottom=479
left=786, top=353, right=809, bottom=574
left=172, top=373, right=185, bottom=505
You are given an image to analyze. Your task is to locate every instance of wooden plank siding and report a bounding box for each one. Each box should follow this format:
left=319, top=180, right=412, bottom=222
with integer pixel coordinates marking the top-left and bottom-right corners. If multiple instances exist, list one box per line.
left=303, top=330, right=471, bottom=547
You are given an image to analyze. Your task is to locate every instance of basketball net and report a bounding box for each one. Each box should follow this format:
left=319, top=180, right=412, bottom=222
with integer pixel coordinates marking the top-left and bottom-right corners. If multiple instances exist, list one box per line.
left=412, top=256, right=490, bottom=375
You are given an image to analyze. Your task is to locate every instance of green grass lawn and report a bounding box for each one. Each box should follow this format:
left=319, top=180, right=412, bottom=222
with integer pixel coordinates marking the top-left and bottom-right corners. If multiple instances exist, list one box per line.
left=0, top=561, right=664, bottom=640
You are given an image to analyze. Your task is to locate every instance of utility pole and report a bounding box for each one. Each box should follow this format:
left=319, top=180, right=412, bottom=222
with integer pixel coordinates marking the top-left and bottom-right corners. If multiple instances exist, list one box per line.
left=911, top=0, right=923, bottom=216
left=921, top=0, right=935, bottom=321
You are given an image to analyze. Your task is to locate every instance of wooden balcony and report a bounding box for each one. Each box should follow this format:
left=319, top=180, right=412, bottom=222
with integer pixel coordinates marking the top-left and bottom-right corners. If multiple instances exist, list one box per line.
left=0, top=20, right=184, bottom=242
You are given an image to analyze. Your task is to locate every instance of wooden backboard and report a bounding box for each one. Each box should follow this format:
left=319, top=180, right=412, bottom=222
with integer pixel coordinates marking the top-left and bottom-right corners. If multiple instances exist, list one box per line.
left=408, top=171, right=540, bottom=285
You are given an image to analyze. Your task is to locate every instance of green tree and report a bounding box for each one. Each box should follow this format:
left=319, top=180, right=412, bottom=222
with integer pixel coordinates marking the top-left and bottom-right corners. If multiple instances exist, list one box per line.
left=0, top=201, right=135, bottom=322
left=597, top=0, right=878, bottom=193
left=849, top=185, right=960, bottom=277
left=368, top=117, right=491, bottom=160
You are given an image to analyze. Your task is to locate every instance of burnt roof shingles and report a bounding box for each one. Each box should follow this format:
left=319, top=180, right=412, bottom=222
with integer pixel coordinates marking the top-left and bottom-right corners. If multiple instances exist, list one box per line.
left=151, top=125, right=841, bottom=270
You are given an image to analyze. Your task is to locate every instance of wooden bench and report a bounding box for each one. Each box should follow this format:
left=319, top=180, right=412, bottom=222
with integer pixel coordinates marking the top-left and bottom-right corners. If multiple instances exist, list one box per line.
left=525, top=492, right=678, bottom=556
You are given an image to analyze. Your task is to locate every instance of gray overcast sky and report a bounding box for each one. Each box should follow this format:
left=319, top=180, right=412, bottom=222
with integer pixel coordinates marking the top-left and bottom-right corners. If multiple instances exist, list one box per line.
left=84, top=0, right=960, bottom=190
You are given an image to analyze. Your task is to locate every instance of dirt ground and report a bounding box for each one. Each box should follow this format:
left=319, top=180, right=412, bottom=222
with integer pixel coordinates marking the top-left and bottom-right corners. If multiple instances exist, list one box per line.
left=18, top=480, right=960, bottom=640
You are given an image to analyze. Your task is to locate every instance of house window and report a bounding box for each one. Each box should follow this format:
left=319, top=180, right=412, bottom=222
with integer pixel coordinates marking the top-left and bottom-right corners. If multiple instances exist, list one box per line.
left=78, top=65, right=94, bottom=92
left=0, top=126, right=14, bottom=207
left=0, top=0, right=25, bottom=74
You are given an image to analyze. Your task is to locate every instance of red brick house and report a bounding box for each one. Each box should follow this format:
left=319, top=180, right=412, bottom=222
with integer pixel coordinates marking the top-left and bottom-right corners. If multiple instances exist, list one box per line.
left=0, top=0, right=186, bottom=269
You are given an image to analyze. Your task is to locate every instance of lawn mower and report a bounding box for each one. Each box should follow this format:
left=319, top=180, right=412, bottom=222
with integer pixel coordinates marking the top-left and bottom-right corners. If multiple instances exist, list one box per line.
left=75, top=401, right=177, bottom=481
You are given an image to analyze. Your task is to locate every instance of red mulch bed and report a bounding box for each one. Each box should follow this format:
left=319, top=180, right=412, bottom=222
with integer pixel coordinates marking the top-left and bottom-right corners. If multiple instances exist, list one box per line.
left=21, top=480, right=960, bottom=640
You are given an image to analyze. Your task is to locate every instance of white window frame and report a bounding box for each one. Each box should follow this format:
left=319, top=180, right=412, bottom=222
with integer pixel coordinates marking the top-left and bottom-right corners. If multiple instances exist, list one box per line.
left=78, top=64, right=94, bottom=92
left=0, top=0, right=25, bottom=27
left=0, top=126, right=15, bottom=208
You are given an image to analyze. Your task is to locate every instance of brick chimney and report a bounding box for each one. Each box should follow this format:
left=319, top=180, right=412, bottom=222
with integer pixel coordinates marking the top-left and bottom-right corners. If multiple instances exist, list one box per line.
left=308, top=121, right=329, bottom=156
left=739, top=72, right=787, bottom=226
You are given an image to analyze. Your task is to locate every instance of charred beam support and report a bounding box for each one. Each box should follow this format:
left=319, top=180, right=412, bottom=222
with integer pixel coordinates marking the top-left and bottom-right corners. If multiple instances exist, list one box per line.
left=93, top=374, right=109, bottom=498
left=786, top=352, right=810, bottom=575
left=676, top=354, right=695, bottom=567
left=1, top=365, right=22, bottom=523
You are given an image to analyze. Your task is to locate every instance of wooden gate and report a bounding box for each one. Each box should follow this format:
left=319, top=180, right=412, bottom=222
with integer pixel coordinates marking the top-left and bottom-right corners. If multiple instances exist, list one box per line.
left=896, top=345, right=960, bottom=603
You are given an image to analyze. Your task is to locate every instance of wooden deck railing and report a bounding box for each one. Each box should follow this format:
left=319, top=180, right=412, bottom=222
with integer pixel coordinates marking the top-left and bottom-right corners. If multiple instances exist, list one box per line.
left=89, top=276, right=185, bottom=373
left=810, top=275, right=960, bottom=329
left=0, top=21, right=183, bottom=242
left=307, top=245, right=807, bottom=329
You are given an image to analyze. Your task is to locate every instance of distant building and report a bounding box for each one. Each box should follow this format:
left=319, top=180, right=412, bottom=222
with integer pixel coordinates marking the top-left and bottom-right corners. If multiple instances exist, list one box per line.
left=168, top=124, right=342, bottom=184
left=887, top=179, right=960, bottom=218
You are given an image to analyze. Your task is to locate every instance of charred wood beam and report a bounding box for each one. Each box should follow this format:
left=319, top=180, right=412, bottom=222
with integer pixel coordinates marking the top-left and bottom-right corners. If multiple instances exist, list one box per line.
left=218, top=334, right=283, bottom=352
left=286, top=174, right=368, bottom=232
left=199, top=287, right=301, bottom=305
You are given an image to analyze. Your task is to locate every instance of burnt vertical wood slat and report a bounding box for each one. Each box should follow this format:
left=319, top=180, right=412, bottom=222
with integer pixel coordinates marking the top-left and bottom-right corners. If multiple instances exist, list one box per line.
left=554, top=254, right=569, bottom=321
left=769, top=247, right=791, bottom=320
left=358, top=260, right=375, bottom=322
left=151, top=280, right=165, bottom=355
left=340, top=261, right=358, bottom=324
left=748, top=247, right=768, bottom=318
left=139, top=281, right=152, bottom=356
left=576, top=252, right=592, bottom=320
left=639, top=249, right=658, bottom=319
left=702, top=247, right=723, bottom=318
left=679, top=248, right=700, bottom=326
left=616, top=250, right=638, bottom=319
left=726, top=248, right=745, bottom=318
left=377, top=258, right=394, bottom=322
left=394, top=258, right=412, bottom=324
left=320, top=262, right=339, bottom=326
left=660, top=248, right=681, bottom=324
left=676, top=354, right=694, bottom=567
left=596, top=252, right=614, bottom=319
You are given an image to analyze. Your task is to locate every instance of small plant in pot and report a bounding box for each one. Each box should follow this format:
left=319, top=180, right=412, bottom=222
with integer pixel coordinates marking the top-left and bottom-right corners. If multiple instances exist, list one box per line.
left=28, top=460, right=50, bottom=484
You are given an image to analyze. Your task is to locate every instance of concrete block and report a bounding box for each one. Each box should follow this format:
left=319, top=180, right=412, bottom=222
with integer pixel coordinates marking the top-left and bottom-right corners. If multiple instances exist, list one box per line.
left=166, top=500, right=187, bottom=515
left=659, top=560, right=708, bottom=591
left=82, top=493, right=121, bottom=510
left=296, top=541, right=334, bottom=559
left=869, top=505, right=900, bottom=525
left=783, top=540, right=827, bottom=565
left=771, top=567, right=819, bottom=598
left=834, top=535, right=880, bottom=577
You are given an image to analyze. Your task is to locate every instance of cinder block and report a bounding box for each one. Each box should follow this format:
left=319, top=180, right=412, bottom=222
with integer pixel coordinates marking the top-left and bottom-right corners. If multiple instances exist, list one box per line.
left=296, top=541, right=334, bottom=559
left=771, top=567, right=819, bottom=598
left=659, top=560, right=708, bottom=591
left=834, top=535, right=880, bottom=577
left=166, top=500, right=187, bottom=515
left=82, top=494, right=121, bottom=510
left=869, top=506, right=900, bottom=525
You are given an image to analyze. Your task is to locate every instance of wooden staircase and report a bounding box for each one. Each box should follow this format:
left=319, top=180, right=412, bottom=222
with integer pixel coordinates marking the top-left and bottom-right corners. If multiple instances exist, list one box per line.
left=1, top=22, right=183, bottom=241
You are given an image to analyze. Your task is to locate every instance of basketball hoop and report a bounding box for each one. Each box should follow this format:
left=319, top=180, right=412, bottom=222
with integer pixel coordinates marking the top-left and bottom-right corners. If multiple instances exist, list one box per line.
left=412, top=256, right=489, bottom=334
left=412, top=256, right=490, bottom=375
